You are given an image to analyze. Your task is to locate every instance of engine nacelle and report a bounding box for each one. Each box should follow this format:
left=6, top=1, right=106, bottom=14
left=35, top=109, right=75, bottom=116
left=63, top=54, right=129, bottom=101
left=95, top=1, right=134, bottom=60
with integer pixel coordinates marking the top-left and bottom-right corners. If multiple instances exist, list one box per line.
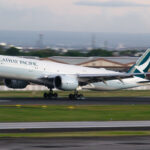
left=4, top=79, right=29, bottom=89
left=54, top=75, right=78, bottom=91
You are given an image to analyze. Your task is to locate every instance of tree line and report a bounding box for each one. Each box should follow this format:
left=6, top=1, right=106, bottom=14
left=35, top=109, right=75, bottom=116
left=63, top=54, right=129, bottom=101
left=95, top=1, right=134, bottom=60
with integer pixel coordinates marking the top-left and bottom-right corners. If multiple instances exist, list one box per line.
left=0, top=47, right=113, bottom=57
left=0, top=46, right=140, bottom=57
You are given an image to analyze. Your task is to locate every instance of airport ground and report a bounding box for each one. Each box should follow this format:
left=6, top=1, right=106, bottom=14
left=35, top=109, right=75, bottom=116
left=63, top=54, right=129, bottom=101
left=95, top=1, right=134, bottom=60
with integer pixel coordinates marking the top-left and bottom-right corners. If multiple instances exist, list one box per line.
left=0, top=90, right=150, bottom=98
left=1, top=104, right=150, bottom=122
left=1, top=90, right=150, bottom=105
left=1, top=90, right=150, bottom=123
left=1, top=90, right=150, bottom=149
left=1, top=136, right=150, bottom=150
left=0, top=90, right=150, bottom=122
left=2, top=97, right=150, bottom=105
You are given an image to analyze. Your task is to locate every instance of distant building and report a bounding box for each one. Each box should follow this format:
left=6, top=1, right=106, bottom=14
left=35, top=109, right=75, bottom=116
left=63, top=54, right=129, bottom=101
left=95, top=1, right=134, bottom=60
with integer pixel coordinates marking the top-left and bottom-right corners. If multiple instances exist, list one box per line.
left=41, top=56, right=139, bottom=72
left=0, top=42, right=7, bottom=47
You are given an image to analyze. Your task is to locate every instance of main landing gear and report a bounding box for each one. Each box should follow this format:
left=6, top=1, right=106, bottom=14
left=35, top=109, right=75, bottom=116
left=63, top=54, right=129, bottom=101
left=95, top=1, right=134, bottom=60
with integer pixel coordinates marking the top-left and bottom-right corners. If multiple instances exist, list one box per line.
left=43, top=89, right=84, bottom=100
left=68, top=91, right=85, bottom=100
left=43, top=89, right=58, bottom=99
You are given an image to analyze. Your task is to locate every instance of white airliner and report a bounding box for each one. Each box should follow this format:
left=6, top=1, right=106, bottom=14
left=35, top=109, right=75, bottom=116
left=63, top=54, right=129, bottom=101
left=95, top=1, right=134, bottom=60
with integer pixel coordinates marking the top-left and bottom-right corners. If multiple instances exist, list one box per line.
left=0, top=49, right=150, bottom=99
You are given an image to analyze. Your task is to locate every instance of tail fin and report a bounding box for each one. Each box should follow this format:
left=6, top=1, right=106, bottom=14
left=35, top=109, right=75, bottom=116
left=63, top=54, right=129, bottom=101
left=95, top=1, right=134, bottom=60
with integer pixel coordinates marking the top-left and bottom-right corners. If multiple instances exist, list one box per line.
left=128, top=48, right=150, bottom=78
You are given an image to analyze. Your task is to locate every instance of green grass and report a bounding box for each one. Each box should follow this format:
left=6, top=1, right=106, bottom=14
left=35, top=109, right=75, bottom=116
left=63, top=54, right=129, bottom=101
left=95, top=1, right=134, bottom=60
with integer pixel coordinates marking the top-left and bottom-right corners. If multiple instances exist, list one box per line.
left=1, top=131, right=150, bottom=138
left=0, top=91, right=150, bottom=122
left=0, top=90, right=150, bottom=98
left=1, top=105, right=150, bottom=122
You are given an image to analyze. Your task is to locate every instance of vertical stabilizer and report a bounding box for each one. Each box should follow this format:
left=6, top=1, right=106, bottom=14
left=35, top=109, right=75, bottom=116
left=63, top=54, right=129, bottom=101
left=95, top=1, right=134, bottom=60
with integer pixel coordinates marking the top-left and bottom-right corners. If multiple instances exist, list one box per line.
left=128, top=49, right=150, bottom=78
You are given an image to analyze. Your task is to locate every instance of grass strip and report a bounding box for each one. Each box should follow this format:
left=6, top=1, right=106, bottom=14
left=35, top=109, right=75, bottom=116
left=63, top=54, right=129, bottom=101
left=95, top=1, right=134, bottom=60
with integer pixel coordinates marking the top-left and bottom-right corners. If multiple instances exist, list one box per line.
left=0, top=105, right=150, bottom=122
left=1, top=131, right=150, bottom=138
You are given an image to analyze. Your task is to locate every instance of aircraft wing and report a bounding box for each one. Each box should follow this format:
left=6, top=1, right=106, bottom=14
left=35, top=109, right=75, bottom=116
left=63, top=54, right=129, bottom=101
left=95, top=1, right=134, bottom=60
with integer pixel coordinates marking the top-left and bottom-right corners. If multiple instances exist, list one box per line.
left=77, top=72, right=150, bottom=84
left=39, top=72, right=150, bottom=86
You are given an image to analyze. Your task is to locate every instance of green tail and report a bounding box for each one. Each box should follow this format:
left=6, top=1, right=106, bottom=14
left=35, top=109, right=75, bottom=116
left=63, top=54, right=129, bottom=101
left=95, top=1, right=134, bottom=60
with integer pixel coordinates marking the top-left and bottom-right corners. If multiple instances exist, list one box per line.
left=128, top=49, right=150, bottom=78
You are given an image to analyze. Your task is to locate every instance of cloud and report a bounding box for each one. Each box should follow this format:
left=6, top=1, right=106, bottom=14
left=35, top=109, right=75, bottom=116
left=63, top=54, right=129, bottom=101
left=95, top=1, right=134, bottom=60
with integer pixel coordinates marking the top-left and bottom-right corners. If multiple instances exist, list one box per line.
left=75, top=0, right=150, bottom=7
left=0, top=0, right=150, bottom=33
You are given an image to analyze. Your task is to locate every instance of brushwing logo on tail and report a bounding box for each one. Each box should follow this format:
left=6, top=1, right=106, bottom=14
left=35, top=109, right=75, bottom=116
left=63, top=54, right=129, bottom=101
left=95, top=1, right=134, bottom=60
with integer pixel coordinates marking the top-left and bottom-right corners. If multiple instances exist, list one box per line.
left=135, top=57, right=150, bottom=73
left=128, top=49, right=150, bottom=78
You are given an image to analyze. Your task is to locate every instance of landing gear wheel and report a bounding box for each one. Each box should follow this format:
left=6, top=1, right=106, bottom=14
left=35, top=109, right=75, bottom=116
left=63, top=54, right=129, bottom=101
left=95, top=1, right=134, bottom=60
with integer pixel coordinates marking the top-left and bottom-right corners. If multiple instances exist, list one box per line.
left=47, top=93, right=53, bottom=99
left=44, top=93, right=48, bottom=98
left=53, top=93, right=58, bottom=98
left=78, top=94, right=84, bottom=100
left=43, top=90, right=58, bottom=99
left=48, top=93, right=58, bottom=99
left=69, top=93, right=85, bottom=100
left=69, top=94, right=74, bottom=100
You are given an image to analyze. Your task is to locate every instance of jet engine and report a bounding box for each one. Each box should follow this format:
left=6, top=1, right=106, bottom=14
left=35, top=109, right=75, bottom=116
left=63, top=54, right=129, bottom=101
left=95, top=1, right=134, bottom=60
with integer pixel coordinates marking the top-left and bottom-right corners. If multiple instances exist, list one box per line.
left=4, top=79, right=29, bottom=89
left=54, top=75, right=78, bottom=91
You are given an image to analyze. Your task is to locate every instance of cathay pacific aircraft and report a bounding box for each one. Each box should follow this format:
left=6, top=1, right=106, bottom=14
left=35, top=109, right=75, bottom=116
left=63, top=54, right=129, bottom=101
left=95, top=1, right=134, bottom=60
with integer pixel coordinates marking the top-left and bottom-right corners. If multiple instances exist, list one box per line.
left=0, top=49, right=150, bottom=99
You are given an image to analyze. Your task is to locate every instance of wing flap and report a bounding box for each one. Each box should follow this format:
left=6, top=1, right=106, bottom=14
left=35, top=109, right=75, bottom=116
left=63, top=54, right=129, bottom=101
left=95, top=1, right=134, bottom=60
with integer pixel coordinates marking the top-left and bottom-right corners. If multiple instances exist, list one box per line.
left=78, top=73, right=150, bottom=84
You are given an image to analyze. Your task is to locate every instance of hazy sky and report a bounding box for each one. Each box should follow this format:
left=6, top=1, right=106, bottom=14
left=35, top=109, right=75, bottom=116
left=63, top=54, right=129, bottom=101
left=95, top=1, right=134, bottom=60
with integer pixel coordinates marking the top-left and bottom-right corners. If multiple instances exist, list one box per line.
left=0, top=0, right=150, bottom=33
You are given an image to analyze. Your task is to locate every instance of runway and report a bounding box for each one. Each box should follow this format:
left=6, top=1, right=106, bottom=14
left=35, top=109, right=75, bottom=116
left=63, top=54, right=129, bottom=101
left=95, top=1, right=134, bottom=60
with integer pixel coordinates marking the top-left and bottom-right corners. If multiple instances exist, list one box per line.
left=1, top=121, right=150, bottom=133
left=1, top=100, right=150, bottom=150
left=1, top=136, right=150, bottom=150
left=1, top=121, right=150, bottom=150
left=1, top=97, right=150, bottom=105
